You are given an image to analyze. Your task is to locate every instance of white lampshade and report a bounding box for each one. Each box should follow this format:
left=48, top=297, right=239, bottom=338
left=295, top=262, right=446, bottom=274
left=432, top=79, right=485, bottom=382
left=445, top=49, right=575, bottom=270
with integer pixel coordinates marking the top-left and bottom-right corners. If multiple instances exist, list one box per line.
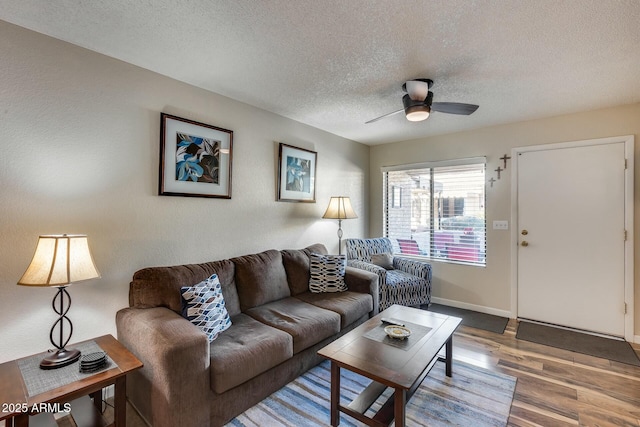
left=18, top=234, right=101, bottom=287
left=322, top=197, right=358, bottom=220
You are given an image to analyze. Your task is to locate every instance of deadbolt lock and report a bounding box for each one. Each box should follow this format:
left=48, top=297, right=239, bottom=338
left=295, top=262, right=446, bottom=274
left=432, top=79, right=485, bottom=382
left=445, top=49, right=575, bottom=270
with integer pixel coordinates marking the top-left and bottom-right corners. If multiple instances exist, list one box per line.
left=521, top=230, right=528, bottom=235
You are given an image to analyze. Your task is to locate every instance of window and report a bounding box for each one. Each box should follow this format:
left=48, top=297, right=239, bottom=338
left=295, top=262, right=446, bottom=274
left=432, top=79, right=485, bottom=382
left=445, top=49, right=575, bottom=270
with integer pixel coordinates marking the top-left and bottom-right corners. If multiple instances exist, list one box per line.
left=383, top=158, right=486, bottom=266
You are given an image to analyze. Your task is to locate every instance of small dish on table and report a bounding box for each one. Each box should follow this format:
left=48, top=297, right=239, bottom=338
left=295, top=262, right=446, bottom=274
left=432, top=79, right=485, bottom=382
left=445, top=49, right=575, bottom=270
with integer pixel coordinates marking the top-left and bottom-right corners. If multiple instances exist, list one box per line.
left=384, top=325, right=411, bottom=340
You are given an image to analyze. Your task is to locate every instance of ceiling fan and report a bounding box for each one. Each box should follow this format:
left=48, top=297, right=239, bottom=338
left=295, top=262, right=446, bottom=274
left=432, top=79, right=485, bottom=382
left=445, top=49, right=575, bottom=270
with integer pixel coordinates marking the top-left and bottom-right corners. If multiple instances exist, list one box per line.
left=365, top=78, right=479, bottom=124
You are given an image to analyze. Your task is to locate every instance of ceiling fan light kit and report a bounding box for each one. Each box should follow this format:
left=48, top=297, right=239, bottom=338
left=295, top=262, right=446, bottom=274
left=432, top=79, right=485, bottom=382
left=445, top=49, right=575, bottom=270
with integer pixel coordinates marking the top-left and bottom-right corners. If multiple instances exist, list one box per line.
left=403, top=94, right=431, bottom=122
left=367, top=78, right=479, bottom=124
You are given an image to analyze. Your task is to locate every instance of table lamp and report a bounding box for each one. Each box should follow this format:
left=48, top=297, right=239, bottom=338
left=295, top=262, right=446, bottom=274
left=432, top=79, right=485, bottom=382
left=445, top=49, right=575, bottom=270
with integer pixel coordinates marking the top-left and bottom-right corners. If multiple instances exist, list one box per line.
left=18, top=234, right=100, bottom=369
left=322, top=196, right=358, bottom=255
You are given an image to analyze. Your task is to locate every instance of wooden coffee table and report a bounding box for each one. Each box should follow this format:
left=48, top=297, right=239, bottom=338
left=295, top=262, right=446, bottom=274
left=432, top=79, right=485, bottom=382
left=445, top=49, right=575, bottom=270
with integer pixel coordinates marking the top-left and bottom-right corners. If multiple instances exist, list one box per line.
left=318, top=305, right=462, bottom=427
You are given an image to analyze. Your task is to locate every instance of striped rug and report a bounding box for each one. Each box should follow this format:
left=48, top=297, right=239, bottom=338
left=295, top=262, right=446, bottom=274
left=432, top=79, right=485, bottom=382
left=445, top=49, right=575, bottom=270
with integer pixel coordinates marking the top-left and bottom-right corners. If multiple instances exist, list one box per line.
left=226, top=359, right=516, bottom=426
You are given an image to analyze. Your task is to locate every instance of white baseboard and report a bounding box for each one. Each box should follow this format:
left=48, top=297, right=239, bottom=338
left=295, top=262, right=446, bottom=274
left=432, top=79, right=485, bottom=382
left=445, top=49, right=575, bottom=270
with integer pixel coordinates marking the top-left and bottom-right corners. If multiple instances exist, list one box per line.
left=430, top=297, right=512, bottom=319
left=633, top=335, right=640, bottom=344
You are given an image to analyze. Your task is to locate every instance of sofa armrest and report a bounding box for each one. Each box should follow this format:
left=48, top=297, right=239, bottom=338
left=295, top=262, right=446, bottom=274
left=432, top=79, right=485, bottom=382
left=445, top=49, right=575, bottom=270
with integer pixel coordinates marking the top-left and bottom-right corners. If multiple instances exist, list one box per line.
left=393, top=257, right=433, bottom=281
left=344, top=266, right=380, bottom=316
left=116, top=307, right=210, bottom=427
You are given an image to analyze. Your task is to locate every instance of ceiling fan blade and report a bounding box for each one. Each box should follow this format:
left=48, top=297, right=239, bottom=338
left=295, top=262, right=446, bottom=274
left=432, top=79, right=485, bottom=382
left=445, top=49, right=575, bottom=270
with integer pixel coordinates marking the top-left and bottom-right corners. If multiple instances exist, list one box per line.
left=365, top=108, right=404, bottom=124
left=431, top=102, right=479, bottom=115
left=405, top=80, right=430, bottom=101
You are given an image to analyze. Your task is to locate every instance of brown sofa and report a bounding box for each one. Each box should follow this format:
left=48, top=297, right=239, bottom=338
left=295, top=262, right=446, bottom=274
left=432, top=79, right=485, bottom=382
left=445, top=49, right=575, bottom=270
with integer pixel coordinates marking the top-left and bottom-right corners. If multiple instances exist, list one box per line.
left=115, top=243, right=379, bottom=427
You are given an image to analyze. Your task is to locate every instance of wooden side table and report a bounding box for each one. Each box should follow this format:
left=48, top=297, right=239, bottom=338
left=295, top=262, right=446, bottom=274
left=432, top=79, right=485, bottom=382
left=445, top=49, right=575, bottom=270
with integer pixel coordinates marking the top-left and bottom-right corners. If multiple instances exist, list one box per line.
left=0, top=335, right=143, bottom=427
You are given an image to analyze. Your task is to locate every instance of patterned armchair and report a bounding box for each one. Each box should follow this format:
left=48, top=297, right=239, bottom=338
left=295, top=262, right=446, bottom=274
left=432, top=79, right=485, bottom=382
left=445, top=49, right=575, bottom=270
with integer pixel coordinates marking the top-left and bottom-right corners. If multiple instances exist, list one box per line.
left=345, top=237, right=432, bottom=311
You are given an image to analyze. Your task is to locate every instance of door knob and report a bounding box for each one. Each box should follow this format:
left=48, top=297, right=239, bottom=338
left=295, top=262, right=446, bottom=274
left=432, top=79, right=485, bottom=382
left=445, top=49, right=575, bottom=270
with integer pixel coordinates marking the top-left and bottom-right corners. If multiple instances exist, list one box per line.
left=521, top=241, right=529, bottom=247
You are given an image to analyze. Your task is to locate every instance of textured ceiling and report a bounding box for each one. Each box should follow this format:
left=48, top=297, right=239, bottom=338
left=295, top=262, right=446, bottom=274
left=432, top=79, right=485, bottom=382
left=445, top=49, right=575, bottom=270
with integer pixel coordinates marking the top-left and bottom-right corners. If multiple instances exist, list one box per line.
left=1, top=0, right=639, bottom=145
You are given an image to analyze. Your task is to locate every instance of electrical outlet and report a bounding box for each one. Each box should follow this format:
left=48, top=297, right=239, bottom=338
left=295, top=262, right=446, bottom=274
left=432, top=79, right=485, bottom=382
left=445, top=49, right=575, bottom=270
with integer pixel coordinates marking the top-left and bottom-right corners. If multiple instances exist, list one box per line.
left=493, top=220, right=509, bottom=230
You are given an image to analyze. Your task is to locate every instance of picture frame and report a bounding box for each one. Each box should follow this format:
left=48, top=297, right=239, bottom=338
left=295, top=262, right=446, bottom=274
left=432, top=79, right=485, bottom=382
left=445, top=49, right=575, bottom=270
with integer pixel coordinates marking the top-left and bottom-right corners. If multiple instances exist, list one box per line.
left=159, top=113, right=233, bottom=199
left=277, top=143, right=317, bottom=203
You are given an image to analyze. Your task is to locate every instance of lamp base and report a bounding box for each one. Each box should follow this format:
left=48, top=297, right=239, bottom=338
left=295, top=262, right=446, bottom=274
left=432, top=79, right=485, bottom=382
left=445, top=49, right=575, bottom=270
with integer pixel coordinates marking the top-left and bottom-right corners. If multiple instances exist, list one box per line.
left=40, top=348, right=81, bottom=370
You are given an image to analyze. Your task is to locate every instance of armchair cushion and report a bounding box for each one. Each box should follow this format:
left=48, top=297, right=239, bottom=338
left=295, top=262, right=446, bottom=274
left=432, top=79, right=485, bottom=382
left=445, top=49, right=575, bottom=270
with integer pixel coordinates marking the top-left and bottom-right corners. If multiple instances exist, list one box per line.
left=384, top=270, right=429, bottom=306
left=370, top=253, right=394, bottom=270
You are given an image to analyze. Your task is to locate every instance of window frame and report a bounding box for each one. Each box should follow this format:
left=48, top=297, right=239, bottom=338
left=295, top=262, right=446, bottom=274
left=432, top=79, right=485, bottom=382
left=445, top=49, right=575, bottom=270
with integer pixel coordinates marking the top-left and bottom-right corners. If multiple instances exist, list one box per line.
left=382, top=157, right=487, bottom=267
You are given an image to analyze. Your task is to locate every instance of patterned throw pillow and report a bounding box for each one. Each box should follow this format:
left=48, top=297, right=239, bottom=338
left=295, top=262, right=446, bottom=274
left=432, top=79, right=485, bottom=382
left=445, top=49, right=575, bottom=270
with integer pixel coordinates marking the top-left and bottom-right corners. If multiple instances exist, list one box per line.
left=309, top=253, right=347, bottom=293
left=370, top=253, right=394, bottom=270
left=181, top=274, right=232, bottom=342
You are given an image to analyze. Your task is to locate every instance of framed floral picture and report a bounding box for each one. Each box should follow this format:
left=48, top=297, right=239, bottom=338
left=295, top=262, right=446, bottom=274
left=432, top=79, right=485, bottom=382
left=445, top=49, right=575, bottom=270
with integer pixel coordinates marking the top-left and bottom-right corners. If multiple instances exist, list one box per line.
left=159, top=113, right=233, bottom=199
left=277, top=143, right=317, bottom=202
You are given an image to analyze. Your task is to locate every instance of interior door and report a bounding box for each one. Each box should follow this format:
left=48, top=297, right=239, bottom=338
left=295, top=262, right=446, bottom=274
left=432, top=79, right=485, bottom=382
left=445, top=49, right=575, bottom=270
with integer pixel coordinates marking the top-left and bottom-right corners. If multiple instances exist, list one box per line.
left=517, top=142, right=626, bottom=337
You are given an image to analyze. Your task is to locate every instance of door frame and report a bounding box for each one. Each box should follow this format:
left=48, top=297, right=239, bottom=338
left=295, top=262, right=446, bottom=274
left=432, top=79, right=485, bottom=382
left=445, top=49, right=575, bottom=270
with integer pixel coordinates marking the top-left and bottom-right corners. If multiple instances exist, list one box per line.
left=510, top=135, right=635, bottom=341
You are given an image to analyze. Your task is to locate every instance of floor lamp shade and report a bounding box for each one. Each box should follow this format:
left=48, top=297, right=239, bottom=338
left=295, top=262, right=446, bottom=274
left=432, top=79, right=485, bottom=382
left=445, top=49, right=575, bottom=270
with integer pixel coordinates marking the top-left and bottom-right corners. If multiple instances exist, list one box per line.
left=322, top=197, right=358, bottom=254
left=18, top=234, right=100, bottom=369
left=322, top=196, right=358, bottom=221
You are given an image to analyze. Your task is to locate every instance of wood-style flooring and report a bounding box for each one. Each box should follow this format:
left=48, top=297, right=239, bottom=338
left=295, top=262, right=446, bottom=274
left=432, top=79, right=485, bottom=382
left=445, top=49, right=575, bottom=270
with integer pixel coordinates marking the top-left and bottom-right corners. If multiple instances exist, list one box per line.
left=455, top=320, right=640, bottom=427
left=28, top=319, right=640, bottom=427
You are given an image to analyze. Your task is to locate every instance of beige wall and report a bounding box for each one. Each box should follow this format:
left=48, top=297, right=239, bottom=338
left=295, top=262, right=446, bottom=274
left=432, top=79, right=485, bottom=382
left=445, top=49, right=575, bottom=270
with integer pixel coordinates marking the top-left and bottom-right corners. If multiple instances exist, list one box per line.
left=0, top=21, right=369, bottom=362
left=370, top=103, right=640, bottom=335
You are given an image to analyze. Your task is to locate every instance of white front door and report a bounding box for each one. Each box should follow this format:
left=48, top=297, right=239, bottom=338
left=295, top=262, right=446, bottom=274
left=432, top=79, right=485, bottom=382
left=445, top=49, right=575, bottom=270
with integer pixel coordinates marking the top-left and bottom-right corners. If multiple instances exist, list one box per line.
left=516, top=140, right=628, bottom=337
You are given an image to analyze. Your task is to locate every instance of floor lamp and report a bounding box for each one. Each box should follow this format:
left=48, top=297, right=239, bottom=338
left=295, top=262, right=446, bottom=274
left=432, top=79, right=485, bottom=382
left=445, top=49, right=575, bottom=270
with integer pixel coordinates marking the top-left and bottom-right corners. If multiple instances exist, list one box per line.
left=322, top=196, right=358, bottom=255
left=18, top=234, right=100, bottom=369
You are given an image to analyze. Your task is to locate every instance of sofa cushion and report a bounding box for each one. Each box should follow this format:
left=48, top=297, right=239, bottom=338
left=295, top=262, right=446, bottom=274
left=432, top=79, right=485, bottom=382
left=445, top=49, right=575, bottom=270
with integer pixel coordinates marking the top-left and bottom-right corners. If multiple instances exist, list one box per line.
left=129, top=259, right=240, bottom=316
left=180, top=274, right=232, bottom=342
left=280, top=249, right=311, bottom=296
left=232, top=250, right=291, bottom=311
left=281, top=243, right=329, bottom=296
left=304, top=243, right=330, bottom=257
left=246, top=297, right=340, bottom=354
left=295, top=291, right=373, bottom=329
left=309, top=253, right=347, bottom=293
left=209, top=313, right=293, bottom=394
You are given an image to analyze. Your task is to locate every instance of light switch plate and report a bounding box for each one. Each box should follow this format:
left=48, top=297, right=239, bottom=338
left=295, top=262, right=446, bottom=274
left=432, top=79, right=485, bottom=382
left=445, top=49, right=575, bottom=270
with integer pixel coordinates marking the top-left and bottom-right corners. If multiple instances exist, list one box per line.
left=493, top=220, right=509, bottom=230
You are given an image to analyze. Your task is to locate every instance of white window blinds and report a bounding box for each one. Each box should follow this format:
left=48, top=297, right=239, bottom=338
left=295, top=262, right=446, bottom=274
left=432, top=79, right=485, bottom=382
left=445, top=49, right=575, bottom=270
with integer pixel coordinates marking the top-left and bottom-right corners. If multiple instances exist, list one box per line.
left=383, top=158, right=486, bottom=266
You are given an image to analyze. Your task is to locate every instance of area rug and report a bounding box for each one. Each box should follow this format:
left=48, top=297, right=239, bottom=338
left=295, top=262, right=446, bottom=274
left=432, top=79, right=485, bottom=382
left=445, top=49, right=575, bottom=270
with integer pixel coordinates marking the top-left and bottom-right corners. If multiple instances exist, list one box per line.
left=516, top=321, right=640, bottom=366
left=226, top=359, right=516, bottom=426
left=424, top=303, right=509, bottom=334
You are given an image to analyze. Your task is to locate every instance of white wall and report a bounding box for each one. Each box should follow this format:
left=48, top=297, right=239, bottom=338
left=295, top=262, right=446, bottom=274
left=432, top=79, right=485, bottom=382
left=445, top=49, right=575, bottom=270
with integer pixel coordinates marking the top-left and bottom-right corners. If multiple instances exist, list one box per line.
left=370, top=103, right=640, bottom=330
left=0, top=21, right=369, bottom=363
